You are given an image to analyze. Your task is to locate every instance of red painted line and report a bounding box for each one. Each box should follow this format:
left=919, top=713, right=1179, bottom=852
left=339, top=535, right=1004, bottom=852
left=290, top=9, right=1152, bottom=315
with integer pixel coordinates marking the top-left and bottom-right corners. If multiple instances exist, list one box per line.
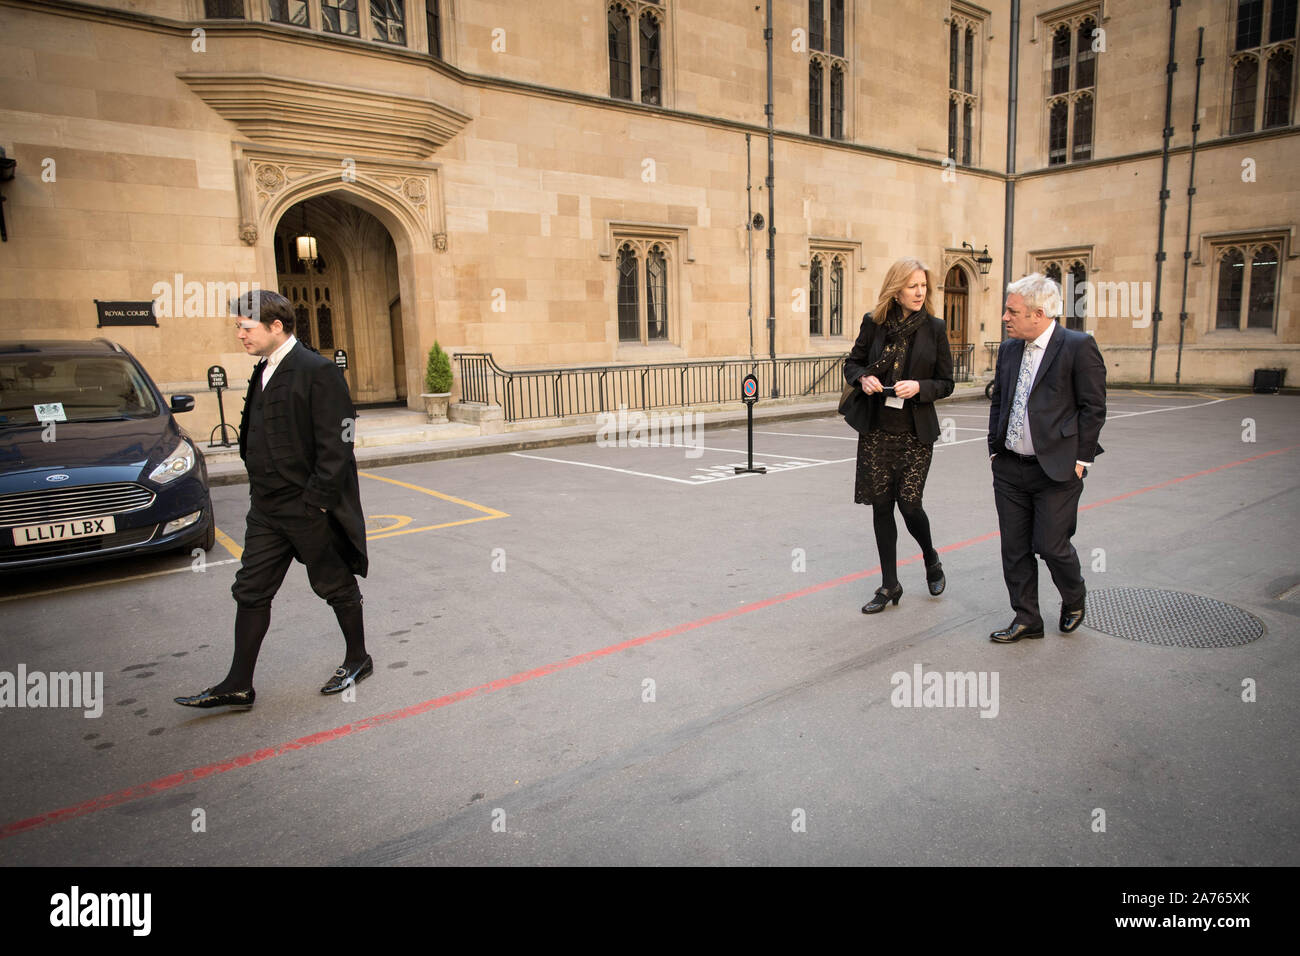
left=2, top=443, right=1296, bottom=840
left=1080, top=445, right=1299, bottom=511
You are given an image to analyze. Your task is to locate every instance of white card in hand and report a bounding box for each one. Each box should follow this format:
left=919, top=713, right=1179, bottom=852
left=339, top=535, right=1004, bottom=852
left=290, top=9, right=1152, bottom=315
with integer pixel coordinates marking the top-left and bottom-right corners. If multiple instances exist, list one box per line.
left=885, top=395, right=905, bottom=409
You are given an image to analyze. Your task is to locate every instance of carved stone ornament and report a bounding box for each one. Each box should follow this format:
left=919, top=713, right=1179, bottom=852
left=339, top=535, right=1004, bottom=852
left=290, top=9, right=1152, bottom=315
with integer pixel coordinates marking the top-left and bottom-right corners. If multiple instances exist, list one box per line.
left=433, top=232, right=448, bottom=252
left=239, top=223, right=258, bottom=245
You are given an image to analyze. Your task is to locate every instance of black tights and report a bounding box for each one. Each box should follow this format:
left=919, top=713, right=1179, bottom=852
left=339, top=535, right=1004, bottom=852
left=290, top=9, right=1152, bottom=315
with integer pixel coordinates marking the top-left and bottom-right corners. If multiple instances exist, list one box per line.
left=872, top=500, right=938, bottom=588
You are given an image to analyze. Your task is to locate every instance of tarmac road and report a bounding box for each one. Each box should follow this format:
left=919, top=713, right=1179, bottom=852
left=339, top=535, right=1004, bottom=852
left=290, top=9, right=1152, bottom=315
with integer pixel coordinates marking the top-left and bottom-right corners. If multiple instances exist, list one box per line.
left=1, top=389, right=1296, bottom=865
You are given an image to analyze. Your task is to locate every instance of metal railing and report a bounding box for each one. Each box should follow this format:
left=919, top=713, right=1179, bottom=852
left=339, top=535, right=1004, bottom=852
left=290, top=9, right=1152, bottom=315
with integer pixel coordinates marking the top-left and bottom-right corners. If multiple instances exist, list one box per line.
left=952, top=343, right=975, bottom=382
left=456, top=352, right=850, bottom=423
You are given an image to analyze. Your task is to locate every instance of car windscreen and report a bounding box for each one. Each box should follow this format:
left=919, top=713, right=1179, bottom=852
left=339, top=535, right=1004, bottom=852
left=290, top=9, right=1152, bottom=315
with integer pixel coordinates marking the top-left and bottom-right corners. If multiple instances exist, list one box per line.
left=0, top=356, right=161, bottom=426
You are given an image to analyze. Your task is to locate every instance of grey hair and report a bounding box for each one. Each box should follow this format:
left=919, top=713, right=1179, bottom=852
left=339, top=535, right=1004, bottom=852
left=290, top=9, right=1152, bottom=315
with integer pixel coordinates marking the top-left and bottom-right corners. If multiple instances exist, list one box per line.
left=1007, top=273, right=1063, bottom=319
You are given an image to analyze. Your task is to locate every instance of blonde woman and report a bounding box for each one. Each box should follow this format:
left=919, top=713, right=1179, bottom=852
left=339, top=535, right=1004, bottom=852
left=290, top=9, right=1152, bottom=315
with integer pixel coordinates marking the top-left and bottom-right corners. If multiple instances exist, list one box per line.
left=843, top=258, right=954, bottom=613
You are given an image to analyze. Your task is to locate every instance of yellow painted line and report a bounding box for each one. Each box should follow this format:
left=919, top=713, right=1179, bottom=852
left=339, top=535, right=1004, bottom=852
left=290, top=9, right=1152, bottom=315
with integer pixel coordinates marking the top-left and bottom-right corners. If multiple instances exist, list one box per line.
left=358, top=470, right=510, bottom=519
left=367, top=513, right=505, bottom=540
left=365, top=514, right=413, bottom=534
left=213, top=526, right=243, bottom=560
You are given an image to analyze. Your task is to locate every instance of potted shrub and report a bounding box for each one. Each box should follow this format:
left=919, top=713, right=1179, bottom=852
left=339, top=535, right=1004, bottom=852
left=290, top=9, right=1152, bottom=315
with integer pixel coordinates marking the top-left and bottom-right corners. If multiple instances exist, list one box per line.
left=421, top=341, right=453, bottom=423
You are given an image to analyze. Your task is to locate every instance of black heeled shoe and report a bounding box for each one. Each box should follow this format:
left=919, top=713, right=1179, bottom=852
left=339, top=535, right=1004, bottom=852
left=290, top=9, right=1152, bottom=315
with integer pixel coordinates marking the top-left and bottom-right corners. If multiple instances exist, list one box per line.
left=174, top=686, right=255, bottom=709
left=925, top=556, right=946, bottom=596
left=861, top=583, right=903, bottom=614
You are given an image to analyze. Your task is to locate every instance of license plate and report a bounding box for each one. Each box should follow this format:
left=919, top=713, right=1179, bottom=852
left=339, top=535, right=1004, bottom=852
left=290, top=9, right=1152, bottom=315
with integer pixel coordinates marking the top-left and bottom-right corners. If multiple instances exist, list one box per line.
left=12, top=515, right=116, bottom=546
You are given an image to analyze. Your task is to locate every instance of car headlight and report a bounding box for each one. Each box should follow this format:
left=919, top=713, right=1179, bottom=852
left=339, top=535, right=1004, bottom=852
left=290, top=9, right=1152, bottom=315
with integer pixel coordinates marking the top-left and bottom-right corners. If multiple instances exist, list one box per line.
left=149, top=439, right=196, bottom=484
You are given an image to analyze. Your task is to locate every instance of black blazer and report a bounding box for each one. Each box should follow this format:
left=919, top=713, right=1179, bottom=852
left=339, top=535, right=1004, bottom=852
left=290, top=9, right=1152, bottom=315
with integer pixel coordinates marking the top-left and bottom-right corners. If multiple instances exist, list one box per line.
left=239, top=342, right=368, bottom=576
left=987, top=323, right=1107, bottom=483
left=843, top=311, right=954, bottom=443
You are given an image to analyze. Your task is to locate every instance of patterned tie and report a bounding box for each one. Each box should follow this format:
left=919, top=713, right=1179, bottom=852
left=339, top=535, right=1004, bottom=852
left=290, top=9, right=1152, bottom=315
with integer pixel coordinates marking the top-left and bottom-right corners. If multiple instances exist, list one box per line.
left=1004, top=342, right=1038, bottom=450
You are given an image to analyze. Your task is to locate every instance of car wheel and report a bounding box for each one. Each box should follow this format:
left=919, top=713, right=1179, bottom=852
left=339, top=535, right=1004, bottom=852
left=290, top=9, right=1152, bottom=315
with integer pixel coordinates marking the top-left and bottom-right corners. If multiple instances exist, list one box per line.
left=201, top=511, right=216, bottom=552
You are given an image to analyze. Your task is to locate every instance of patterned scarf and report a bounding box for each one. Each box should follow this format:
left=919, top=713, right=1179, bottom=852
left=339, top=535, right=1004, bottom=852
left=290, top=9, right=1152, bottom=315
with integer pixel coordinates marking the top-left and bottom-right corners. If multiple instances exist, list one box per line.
left=863, top=304, right=927, bottom=386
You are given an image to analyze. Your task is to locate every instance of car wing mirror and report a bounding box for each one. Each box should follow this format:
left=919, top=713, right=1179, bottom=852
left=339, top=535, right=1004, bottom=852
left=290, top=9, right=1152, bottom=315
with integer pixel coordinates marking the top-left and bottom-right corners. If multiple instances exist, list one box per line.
left=170, top=394, right=195, bottom=413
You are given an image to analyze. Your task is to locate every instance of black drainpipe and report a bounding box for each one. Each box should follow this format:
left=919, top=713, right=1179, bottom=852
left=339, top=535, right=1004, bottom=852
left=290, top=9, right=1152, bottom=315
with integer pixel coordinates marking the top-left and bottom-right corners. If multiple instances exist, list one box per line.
left=1001, top=0, right=1020, bottom=343
left=1176, top=26, right=1204, bottom=386
left=1150, top=0, right=1181, bottom=383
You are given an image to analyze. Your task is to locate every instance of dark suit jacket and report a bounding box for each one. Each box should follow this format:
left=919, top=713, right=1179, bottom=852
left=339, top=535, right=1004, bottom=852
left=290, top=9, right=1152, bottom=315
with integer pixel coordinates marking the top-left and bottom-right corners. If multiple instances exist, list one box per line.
left=987, top=323, right=1107, bottom=482
left=842, top=312, right=954, bottom=443
left=239, top=342, right=368, bottom=577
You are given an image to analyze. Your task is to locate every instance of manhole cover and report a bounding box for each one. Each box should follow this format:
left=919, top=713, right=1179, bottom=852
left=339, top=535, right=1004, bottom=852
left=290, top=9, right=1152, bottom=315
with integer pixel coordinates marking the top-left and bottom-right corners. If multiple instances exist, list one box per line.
left=1085, top=588, right=1264, bottom=648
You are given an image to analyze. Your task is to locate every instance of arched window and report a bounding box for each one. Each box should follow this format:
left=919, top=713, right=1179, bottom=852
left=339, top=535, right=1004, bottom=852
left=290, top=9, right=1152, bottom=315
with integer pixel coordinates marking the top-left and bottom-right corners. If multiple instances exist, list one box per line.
left=829, top=65, right=844, bottom=139
left=962, top=101, right=973, bottom=165
left=1051, top=26, right=1071, bottom=95
left=948, top=99, right=958, bottom=161
left=1231, top=56, right=1260, bottom=133
left=1248, top=245, right=1279, bottom=328
left=1216, top=248, right=1246, bottom=329
left=1076, top=21, right=1096, bottom=89
left=809, top=258, right=823, bottom=336
left=608, top=6, right=632, bottom=100
left=1067, top=261, right=1088, bottom=329
left=617, top=244, right=639, bottom=341
left=1264, top=48, right=1294, bottom=126
left=809, top=61, right=823, bottom=136
left=1072, top=93, right=1093, bottom=162
left=829, top=257, right=844, bottom=336
left=640, top=12, right=662, bottom=105
left=964, top=27, right=975, bottom=93
left=949, top=23, right=959, bottom=89
left=1048, top=100, right=1069, bottom=165
left=811, top=61, right=821, bottom=136
left=646, top=246, right=668, bottom=341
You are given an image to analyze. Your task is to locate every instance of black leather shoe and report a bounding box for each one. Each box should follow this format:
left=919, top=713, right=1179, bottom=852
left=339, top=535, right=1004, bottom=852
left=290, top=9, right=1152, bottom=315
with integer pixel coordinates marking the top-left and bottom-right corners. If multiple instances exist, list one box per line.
left=989, top=622, right=1045, bottom=643
left=862, top=583, right=903, bottom=614
left=321, top=655, right=373, bottom=694
left=174, top=687, right=255, bottom=708
left=924, top=557, right=946, bottom=596
left=1060, top=602, right=1086, bottom=634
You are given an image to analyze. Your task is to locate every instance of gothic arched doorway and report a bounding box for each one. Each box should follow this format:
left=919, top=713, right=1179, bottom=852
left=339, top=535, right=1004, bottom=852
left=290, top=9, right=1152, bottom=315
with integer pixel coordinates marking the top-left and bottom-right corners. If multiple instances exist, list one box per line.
left=943, top=265, right=970, bottom=349
left=272, top=196, right=405, bottom=404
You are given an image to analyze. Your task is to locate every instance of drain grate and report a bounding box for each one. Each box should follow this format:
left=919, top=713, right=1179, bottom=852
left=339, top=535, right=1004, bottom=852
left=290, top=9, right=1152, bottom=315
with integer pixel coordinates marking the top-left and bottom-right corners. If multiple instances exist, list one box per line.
left=1085, top=588, right=1264, bottom=648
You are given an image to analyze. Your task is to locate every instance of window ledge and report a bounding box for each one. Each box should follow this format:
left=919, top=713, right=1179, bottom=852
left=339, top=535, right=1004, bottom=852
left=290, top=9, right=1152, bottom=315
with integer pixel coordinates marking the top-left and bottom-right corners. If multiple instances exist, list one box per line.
left=616, top=342, right=686, bottom=362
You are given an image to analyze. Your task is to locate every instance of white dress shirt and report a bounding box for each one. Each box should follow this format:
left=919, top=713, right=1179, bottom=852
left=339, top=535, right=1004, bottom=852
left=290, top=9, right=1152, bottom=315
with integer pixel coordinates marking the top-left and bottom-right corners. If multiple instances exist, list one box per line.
left=261, top=335, right=298, bottom=389
left=1007, top=321, right=1056, bottom=457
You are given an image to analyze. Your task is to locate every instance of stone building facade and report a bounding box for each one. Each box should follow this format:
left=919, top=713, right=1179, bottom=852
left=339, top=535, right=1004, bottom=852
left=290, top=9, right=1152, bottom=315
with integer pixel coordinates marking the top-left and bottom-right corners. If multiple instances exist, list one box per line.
left=0, top=0, right=1296, bottom=438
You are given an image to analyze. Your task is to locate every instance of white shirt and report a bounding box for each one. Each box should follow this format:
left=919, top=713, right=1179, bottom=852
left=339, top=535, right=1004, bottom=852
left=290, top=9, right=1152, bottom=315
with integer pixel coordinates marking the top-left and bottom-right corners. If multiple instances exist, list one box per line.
left=1007, top=321, right=1056, bottom=457
left=261, top=335, right=298, bottom=389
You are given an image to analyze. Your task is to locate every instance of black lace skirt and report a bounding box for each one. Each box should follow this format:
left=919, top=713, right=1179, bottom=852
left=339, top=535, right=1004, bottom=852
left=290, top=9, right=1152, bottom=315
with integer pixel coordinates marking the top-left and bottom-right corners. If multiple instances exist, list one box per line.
left=854, top=430, right=934, bottom=507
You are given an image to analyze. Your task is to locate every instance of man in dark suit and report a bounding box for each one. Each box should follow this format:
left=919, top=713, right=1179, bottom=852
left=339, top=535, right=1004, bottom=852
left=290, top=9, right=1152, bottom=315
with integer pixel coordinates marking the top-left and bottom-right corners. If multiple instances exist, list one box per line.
left=176, top=290, right=371, bottom=708
left=987, top=273, right=1106, bottom=643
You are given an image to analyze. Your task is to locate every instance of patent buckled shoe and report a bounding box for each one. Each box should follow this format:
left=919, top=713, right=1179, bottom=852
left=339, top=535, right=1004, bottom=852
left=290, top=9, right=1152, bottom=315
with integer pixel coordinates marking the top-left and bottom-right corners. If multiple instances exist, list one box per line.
left=1060, top=602, right=1086, bottom=633
left=174, top=686, right=255, bottom=709
left=321, top=655, right=373, bottom=695
left=861, top=584, right=903, bottom=614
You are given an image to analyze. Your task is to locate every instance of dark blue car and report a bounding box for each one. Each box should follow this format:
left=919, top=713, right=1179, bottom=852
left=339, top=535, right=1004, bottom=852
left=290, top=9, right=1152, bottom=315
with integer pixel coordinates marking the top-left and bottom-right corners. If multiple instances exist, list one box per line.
left=0, top=340, right=215, bottom=572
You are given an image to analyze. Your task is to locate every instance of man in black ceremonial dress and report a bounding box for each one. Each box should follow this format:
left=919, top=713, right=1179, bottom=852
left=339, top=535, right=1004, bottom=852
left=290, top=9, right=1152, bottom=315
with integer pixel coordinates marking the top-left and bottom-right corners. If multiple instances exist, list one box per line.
left=176, top=290, right=372, bottom=709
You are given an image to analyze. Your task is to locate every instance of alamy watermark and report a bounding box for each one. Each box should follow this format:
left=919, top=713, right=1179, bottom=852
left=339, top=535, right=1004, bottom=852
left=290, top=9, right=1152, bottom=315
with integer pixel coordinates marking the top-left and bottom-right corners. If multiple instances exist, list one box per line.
left=151, top=274, right=262, bottom=319
left=1060, top=273, right=1154, bottom=329
left=0, top=664, right=103, bottom=718
left=891, top=663, right=999, bottom=718
left=596, top=405, right=704, bottom=458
